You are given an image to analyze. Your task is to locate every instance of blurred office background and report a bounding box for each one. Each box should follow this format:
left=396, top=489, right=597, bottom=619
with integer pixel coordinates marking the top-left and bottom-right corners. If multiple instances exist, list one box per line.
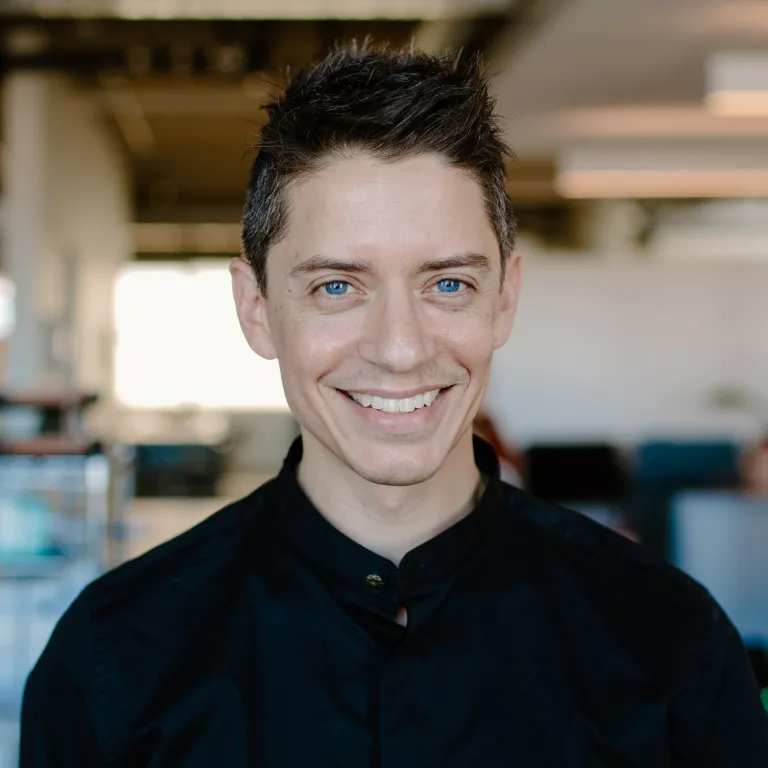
left=1, top=0, right=768, bottom=761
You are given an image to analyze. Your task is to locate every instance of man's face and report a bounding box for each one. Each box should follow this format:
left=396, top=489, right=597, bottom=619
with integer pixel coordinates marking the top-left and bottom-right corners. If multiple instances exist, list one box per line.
left=232, top=153, right=520, bottom=486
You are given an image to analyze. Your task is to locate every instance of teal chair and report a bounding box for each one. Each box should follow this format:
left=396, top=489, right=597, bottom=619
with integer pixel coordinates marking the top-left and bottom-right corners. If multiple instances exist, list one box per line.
left=631, top=440, right=740, bottom=557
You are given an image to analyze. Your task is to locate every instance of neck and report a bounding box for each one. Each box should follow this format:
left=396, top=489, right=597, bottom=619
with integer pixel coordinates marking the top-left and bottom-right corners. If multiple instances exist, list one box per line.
left=296, top=432, right=485, bottom=565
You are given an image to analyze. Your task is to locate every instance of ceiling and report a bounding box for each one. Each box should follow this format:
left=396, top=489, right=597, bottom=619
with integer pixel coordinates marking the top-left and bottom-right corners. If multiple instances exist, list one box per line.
left=490, top=0, right=768, bottom=156
left=2, top=0, right=766, bottom=246
left=1, top=2, right=546, bottom=220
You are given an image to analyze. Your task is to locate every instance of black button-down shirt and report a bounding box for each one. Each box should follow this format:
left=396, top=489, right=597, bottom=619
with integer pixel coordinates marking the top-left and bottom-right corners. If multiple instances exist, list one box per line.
left=21, top=437, right=768, bottom=766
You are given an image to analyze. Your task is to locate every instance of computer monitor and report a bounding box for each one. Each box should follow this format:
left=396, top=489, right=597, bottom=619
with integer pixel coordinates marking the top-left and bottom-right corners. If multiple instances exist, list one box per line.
left=669, top=491, right=768, bottom=650
left=524, top=444, right=627, bottom=505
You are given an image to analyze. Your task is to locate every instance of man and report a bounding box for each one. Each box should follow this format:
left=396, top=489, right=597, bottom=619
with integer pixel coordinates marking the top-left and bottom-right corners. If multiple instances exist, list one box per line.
left=21, top=43, right=768, bottom=766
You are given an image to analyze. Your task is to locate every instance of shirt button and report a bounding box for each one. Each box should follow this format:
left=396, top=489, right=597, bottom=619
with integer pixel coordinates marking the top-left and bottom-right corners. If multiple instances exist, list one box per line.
left=365, top=574, right=385, bottom=589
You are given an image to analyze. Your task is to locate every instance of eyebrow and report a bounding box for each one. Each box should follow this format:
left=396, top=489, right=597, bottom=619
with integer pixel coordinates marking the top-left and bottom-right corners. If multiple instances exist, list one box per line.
left=416, top=252, right=493, bottom=274
left=288, top=251, right=492, bottom=279
left=288, top=256, right=373, bottom=278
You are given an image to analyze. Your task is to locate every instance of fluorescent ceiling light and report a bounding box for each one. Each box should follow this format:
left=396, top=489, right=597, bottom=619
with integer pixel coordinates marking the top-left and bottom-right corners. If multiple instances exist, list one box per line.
left=4, top=0, right=511, bottom=20
left=557, top=170, right=768, bottom=199
left=555, top=141, right=768, bottom=199
left=707, top=91, right=768, bottom=117
left=706, top=52, right=768, bottom=117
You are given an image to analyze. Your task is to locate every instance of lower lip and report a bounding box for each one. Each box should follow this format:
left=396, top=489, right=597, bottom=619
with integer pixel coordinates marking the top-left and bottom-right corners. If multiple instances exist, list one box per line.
left=337, top=388, right=450, bottom=433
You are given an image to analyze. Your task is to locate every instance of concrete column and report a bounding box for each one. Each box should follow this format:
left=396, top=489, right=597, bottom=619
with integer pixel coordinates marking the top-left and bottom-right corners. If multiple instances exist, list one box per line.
left=2, top=72, right=52, bottom=389
left=1, top=72, right=133, bottom=399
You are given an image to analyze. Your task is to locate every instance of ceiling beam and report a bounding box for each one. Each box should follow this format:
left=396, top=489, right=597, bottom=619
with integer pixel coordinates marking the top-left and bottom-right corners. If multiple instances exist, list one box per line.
left=412, top=18, right=476, bottom=55
left=94, top=81, right=268, bottom=117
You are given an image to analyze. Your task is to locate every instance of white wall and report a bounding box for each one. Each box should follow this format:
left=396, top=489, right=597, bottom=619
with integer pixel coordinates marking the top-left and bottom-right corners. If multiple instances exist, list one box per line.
left=487, top=259, right=768, bottom=445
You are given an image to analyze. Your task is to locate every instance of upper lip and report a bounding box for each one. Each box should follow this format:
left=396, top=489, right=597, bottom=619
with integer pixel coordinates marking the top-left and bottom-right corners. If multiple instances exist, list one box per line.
left=340, top=386, right=448, bottom=399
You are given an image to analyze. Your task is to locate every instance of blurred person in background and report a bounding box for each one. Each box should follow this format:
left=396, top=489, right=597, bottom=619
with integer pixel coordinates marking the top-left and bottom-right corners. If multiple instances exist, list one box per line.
left=473, top=409, right=524, bottom=486
left=21, top=42, right=768, bottom=767
left=742, top=433, right=768, bottom=496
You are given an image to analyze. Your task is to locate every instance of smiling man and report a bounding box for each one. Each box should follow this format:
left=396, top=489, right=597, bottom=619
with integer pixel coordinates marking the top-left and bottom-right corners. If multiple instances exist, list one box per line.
left=21, top=43, right=768, bottom=767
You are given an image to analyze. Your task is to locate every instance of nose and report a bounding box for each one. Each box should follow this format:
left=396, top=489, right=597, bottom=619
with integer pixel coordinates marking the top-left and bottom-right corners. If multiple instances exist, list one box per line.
left=358, top=288, right=435, bottom=373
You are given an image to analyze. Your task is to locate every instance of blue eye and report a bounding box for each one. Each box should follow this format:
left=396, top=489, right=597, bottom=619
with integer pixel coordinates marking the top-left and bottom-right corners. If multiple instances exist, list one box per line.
left=436, top=279, right=462, bottom=293
left=323, top=281, right=350, bottom=296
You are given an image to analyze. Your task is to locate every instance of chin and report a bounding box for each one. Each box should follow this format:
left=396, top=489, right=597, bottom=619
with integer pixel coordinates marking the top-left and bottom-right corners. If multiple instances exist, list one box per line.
left=339, top=442, right=447, bottom=487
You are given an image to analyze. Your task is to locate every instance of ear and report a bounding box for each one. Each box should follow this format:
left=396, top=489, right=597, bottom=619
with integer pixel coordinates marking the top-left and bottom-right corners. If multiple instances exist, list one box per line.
left=230, top=258, right=278, bottom=360
left=493, top=253, right=522, bottom=350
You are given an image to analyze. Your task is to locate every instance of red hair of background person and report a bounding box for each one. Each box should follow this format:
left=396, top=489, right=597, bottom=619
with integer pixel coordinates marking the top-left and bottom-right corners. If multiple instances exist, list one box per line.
left=742, top=434, right=768, bottom=496
left=473, top=411, right=525, bottom=479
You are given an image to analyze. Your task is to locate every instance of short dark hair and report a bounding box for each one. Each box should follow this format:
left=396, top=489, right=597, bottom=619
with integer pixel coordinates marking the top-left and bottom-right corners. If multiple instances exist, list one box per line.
left=241, top=40, right=516, bottom=296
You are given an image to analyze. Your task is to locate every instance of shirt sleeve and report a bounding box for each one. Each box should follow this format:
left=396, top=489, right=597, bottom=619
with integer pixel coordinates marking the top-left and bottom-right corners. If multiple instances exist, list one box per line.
left=673, top=604, right=768, bottom=767
left=19, top=594, right=108, bottom=767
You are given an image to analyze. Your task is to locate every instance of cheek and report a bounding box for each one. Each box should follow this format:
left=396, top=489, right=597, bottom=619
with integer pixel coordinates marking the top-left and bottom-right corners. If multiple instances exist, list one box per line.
left=438, top=313, right=497, bottom=366
left=275, top=315, right=358, bottom=382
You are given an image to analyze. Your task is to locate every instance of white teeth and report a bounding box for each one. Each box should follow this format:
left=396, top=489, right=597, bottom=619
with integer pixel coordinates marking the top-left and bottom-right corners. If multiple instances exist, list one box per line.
left=347, top=389, right=441, bottom=413
left=423, top=390, right=439, bottom=407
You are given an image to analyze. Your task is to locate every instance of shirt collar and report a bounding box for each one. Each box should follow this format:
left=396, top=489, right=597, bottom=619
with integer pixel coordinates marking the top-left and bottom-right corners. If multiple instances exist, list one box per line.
left=271, top=435, right=503, bottom=604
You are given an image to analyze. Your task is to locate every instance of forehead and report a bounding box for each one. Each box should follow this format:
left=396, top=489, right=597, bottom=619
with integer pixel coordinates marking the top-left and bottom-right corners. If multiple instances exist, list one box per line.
left=275, top=153, right=498, bottom=267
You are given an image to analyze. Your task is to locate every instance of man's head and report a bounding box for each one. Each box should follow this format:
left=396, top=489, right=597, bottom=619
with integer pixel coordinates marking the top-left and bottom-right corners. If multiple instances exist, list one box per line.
left=232, top=41, right=521, bottom=487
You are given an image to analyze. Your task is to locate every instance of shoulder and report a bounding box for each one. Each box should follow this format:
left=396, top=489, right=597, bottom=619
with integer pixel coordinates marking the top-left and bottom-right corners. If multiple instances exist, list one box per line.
left=502, top=488, right=768, bottom=760
left=500, top=485, right=724, bottom=648
left=74, top=481, right=280, bottom=658
left=36, top=480, right=276, bottom=678
left=24, top=482, right=275, bottom=762
left=86, top=482, right=273, bottom=612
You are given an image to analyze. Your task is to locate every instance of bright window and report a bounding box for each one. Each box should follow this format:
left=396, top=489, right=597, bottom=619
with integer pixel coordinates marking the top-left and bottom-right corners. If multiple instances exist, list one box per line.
left=0, top=276, right=15, bottom=340
left=114, top=261, right=288, bottom=410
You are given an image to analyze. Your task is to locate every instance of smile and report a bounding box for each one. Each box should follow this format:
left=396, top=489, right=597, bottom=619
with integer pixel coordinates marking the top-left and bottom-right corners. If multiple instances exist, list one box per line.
left=343, top=389, right=442, bottom=414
